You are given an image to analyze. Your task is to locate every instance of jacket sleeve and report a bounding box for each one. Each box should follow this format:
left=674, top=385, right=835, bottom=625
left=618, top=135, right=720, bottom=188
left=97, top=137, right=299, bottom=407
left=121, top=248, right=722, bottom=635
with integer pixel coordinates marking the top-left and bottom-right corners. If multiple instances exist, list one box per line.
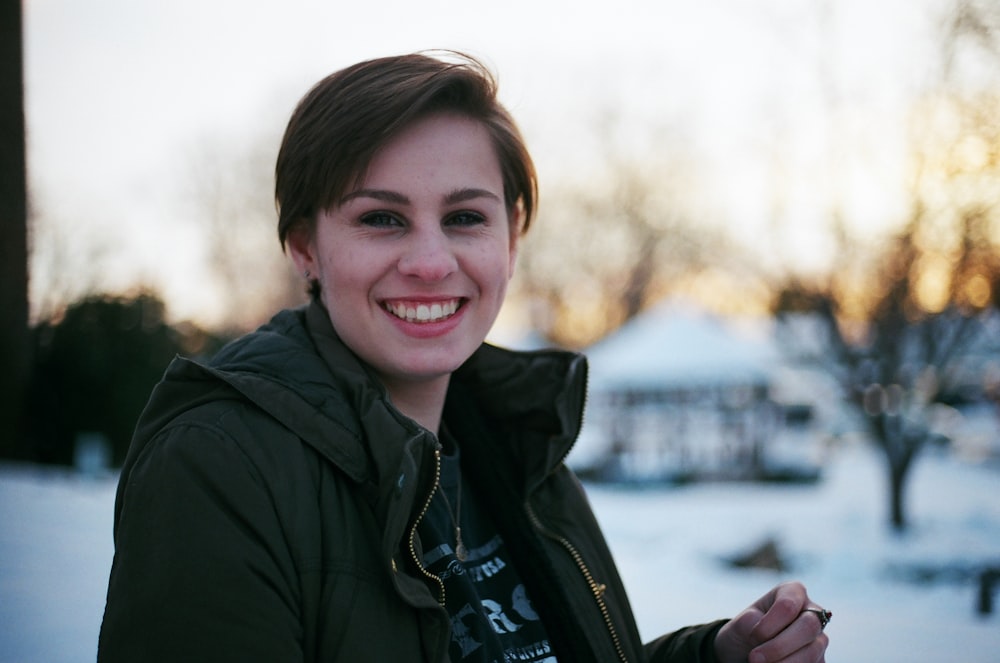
left=98, top=418, right=303, bottom=663
left=644, top=620, right=728, bottom=663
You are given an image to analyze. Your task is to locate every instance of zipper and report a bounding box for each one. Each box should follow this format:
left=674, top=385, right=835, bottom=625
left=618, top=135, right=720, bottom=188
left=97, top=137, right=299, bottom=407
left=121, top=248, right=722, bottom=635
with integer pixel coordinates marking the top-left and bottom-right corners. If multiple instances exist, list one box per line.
left=406, top=446, right=447, bottom=605
left=525, top=500, right=630, bottom=663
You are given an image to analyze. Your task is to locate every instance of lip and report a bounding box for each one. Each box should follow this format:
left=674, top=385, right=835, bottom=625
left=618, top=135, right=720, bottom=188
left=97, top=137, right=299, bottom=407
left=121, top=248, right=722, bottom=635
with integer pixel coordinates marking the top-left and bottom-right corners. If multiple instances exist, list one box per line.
left=380, top=297, right=467, bottom=338
left=382, top=297, right=463, bottom=323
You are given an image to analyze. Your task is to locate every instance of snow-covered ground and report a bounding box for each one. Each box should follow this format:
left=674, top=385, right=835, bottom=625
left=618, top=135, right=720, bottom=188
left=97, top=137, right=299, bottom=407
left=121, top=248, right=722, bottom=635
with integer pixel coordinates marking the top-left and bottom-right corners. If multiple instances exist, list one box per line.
left=590, top=441, right=1000, bottom=662
left=1, top=442, right=998, bottom=662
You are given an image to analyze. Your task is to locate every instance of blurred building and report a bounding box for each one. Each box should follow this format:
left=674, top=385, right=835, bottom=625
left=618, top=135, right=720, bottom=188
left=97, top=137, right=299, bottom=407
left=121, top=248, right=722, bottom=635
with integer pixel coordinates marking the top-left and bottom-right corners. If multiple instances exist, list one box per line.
left=569, top=300, right=826, bottom=484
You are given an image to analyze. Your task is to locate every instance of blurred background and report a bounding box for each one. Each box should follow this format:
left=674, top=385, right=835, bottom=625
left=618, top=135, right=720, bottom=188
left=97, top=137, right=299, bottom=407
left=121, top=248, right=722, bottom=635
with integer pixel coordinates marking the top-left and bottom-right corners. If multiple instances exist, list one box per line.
left=2, top=0, right=999, bottom=661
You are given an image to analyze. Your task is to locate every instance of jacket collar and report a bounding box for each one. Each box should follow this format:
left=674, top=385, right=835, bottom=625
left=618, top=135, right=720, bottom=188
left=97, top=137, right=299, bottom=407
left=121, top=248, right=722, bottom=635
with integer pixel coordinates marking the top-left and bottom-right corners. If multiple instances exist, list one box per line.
left=153, top=300, right=587, bottom=490
left=449, top=342, right=589, bottom=487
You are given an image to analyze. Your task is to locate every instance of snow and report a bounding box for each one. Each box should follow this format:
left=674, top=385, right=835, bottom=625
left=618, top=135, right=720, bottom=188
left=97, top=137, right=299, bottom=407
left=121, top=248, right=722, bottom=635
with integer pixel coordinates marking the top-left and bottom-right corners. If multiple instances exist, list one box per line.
left=2, top=443, right=999, bottom=662
left=585, top=300, right=779, bottom=391
left=0, top=465, right=116, bottom=663
left=589, top=442, right=1000, bottom=661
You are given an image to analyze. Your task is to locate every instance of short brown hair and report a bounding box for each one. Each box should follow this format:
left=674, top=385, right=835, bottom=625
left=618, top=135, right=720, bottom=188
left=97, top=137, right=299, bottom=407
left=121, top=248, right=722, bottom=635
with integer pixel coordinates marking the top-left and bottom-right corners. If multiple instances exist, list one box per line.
left=275, top=51, right=538, bottom=247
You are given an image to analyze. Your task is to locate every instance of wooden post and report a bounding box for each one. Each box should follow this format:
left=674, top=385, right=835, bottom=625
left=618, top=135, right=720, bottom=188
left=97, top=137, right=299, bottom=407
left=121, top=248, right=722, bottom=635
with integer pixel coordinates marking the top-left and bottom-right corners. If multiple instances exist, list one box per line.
left=978, top=567, right=1000, bottom=616
left=0, top=0, right=30, bottom=458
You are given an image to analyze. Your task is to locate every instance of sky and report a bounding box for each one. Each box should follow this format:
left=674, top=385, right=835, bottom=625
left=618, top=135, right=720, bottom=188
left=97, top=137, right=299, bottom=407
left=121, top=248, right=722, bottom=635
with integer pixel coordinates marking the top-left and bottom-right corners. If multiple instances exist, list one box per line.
left=23, top=0, right=944, bottom=328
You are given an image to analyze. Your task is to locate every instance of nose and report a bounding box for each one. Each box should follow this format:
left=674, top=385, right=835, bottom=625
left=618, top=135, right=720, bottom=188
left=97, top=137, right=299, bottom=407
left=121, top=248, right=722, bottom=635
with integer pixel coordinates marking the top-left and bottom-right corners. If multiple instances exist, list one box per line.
left=397, top=226, right=458, bottom=281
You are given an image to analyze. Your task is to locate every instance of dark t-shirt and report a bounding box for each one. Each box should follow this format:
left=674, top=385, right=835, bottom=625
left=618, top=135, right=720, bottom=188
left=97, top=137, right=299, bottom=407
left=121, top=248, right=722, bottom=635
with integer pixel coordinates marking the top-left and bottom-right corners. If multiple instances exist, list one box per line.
left=418, top=433, right=555, bottom=663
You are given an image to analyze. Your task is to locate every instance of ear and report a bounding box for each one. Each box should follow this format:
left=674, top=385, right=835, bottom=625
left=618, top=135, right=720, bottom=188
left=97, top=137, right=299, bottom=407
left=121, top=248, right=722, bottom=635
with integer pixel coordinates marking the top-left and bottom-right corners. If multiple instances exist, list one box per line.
left=508, top=231, right=519, bottom=280
left=507, top=209, right=522, bottom=279
left=286, top=221, right=317, bottom=278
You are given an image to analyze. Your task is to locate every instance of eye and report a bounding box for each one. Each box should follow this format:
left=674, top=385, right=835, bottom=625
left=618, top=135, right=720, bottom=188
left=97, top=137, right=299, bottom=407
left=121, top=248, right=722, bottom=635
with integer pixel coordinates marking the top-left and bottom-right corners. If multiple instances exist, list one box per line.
left=359, top=211, right=403, bottom=228
left=445, top=211, right=486, bottom=227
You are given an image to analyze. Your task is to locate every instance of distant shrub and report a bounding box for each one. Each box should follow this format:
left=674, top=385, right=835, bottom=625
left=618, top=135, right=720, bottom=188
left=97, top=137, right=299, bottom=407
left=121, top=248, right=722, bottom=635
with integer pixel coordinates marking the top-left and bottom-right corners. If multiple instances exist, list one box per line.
left=23, top=292, right=225, bottom=467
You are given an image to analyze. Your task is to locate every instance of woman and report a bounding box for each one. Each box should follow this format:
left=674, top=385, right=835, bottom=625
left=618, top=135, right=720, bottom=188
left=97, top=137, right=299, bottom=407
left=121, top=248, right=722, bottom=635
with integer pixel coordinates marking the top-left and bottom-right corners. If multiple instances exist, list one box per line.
left=99, top=52, right=830, bottom=662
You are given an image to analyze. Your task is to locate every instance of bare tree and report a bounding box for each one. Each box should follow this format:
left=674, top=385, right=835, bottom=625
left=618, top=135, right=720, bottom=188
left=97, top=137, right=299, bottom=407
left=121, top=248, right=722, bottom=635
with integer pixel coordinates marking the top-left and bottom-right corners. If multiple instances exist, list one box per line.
left=773, top=0, right=1000, bottom=531
left=181, top=135, right=305, bottom=334
left=515, top=119, right=743, bottom=348
left=0, top=0, right=29, bottom=458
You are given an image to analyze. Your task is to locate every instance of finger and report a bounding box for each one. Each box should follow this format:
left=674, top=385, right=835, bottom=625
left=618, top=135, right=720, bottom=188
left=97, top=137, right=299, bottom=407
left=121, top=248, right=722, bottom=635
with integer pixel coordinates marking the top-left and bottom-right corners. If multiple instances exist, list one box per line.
left=752, top=634, right=829, bottom=663
left=801, top=608, right=832, bottom=633
left=730, top=606, right=765, bottom=644
left=793, top=631, right=828, bottom=663
left=749, top=610, right=830, bottom=663
left=748, top=585, right=807, bottom=645
left=714, top=607, right=766, bottom=663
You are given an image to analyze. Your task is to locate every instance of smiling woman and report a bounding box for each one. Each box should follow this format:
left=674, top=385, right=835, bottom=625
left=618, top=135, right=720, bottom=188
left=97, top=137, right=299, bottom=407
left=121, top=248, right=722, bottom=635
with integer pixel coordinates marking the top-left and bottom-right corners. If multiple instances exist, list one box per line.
left=286, top=113, right=518, bottom=430
left=97, top=52, right=830, bottom=663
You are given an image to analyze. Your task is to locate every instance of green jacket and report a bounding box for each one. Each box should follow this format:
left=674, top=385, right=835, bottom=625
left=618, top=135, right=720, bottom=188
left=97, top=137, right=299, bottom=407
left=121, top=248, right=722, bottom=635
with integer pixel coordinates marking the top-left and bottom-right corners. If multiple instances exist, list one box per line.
left=98, top=301, right=724, bottom=662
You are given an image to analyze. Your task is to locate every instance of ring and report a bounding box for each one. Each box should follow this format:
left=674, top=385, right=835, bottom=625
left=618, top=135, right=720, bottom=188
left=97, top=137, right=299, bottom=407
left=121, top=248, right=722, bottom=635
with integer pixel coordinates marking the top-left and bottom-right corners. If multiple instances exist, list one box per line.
left=803, top=608, right=832, bottom=631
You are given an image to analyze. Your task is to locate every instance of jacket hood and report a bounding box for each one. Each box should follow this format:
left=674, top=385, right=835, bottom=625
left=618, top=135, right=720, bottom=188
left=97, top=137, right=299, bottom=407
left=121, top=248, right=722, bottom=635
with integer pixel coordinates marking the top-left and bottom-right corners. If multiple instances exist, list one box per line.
left=122, top=301, right=588, bottom=490
left=450, top=342, right=588, bottom=486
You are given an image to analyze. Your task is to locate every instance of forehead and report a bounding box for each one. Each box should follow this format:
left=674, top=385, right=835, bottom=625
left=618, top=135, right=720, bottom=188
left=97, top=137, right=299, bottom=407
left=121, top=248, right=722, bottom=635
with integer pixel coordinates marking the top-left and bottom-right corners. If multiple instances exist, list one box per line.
left=357, top=113, right=503, bottom=188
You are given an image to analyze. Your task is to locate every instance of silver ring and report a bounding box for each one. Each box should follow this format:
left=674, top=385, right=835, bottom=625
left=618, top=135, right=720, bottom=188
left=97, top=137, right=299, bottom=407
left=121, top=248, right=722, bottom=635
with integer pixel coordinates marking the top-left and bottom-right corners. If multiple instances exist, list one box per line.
left=803, top=608, right=832, bottom=631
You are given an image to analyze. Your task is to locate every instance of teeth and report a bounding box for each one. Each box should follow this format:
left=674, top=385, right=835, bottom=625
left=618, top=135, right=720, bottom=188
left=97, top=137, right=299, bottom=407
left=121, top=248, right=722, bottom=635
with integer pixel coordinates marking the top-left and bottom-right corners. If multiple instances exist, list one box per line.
left=386, top=300, right=459, bottom=323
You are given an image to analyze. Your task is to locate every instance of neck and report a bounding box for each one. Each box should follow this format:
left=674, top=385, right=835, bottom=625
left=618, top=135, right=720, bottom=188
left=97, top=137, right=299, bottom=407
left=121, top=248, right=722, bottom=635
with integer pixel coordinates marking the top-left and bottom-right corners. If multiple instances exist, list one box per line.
left=383, top=374, right=450, bottom=433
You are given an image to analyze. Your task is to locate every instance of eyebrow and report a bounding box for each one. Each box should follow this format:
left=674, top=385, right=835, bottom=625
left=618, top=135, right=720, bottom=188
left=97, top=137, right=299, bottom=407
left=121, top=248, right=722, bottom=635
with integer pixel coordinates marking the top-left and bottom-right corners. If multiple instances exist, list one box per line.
left=340, top=187, right=502, bottom=206
left=444, top=188, right=502, bottom=205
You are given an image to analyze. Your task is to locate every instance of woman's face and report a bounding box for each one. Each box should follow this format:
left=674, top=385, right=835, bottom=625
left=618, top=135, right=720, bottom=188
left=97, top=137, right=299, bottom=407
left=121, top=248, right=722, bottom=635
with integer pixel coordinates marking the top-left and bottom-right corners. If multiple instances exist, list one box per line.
left=288, top=112, right=518, bottom=398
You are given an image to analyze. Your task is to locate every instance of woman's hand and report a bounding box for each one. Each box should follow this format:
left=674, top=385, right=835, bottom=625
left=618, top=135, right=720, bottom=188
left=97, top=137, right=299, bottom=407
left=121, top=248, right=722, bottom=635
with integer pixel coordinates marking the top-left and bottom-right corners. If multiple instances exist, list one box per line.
left=714, top=582, right=829, bottom=663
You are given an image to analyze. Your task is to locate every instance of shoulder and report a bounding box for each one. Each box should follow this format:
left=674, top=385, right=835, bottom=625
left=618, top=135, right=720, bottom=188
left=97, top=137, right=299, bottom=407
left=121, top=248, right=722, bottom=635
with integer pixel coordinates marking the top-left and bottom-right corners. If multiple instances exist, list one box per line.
left=114, top=396, right=326, bottom=539
left=139, top=397, right=320, bottom=487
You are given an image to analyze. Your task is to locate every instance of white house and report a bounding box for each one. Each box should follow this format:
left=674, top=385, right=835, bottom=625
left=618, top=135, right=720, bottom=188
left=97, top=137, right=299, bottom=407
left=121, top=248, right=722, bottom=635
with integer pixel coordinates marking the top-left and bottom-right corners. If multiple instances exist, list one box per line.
left=569, top=300, right=823, bottom=484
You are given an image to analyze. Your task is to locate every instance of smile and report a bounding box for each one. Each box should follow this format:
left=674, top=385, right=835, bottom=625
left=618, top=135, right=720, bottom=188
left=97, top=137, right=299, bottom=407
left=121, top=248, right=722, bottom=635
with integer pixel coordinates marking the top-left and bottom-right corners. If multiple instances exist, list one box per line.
left=383, top=299, right=462, bottom=323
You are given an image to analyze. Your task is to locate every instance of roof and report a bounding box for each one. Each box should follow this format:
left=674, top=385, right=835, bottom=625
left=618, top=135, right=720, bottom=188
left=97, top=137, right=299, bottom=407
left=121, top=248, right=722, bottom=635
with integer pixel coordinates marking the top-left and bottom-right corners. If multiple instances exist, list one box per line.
left=584, top=299, right=779, bottom=392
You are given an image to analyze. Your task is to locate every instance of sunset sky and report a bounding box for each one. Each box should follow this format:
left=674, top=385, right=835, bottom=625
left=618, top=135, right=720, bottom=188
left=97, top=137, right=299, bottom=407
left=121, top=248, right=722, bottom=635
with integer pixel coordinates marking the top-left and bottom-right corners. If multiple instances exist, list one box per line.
left=24, top=0, right=941, bottom=328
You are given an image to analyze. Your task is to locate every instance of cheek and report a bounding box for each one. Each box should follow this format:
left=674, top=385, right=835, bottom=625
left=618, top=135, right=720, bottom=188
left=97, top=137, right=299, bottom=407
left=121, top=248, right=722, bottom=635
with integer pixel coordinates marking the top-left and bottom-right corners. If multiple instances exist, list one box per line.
left=317, top=256, right=370, bottom=314
left=317, top=242, right=369, bottom=287
left=475, top=245, right=515, bottom=296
